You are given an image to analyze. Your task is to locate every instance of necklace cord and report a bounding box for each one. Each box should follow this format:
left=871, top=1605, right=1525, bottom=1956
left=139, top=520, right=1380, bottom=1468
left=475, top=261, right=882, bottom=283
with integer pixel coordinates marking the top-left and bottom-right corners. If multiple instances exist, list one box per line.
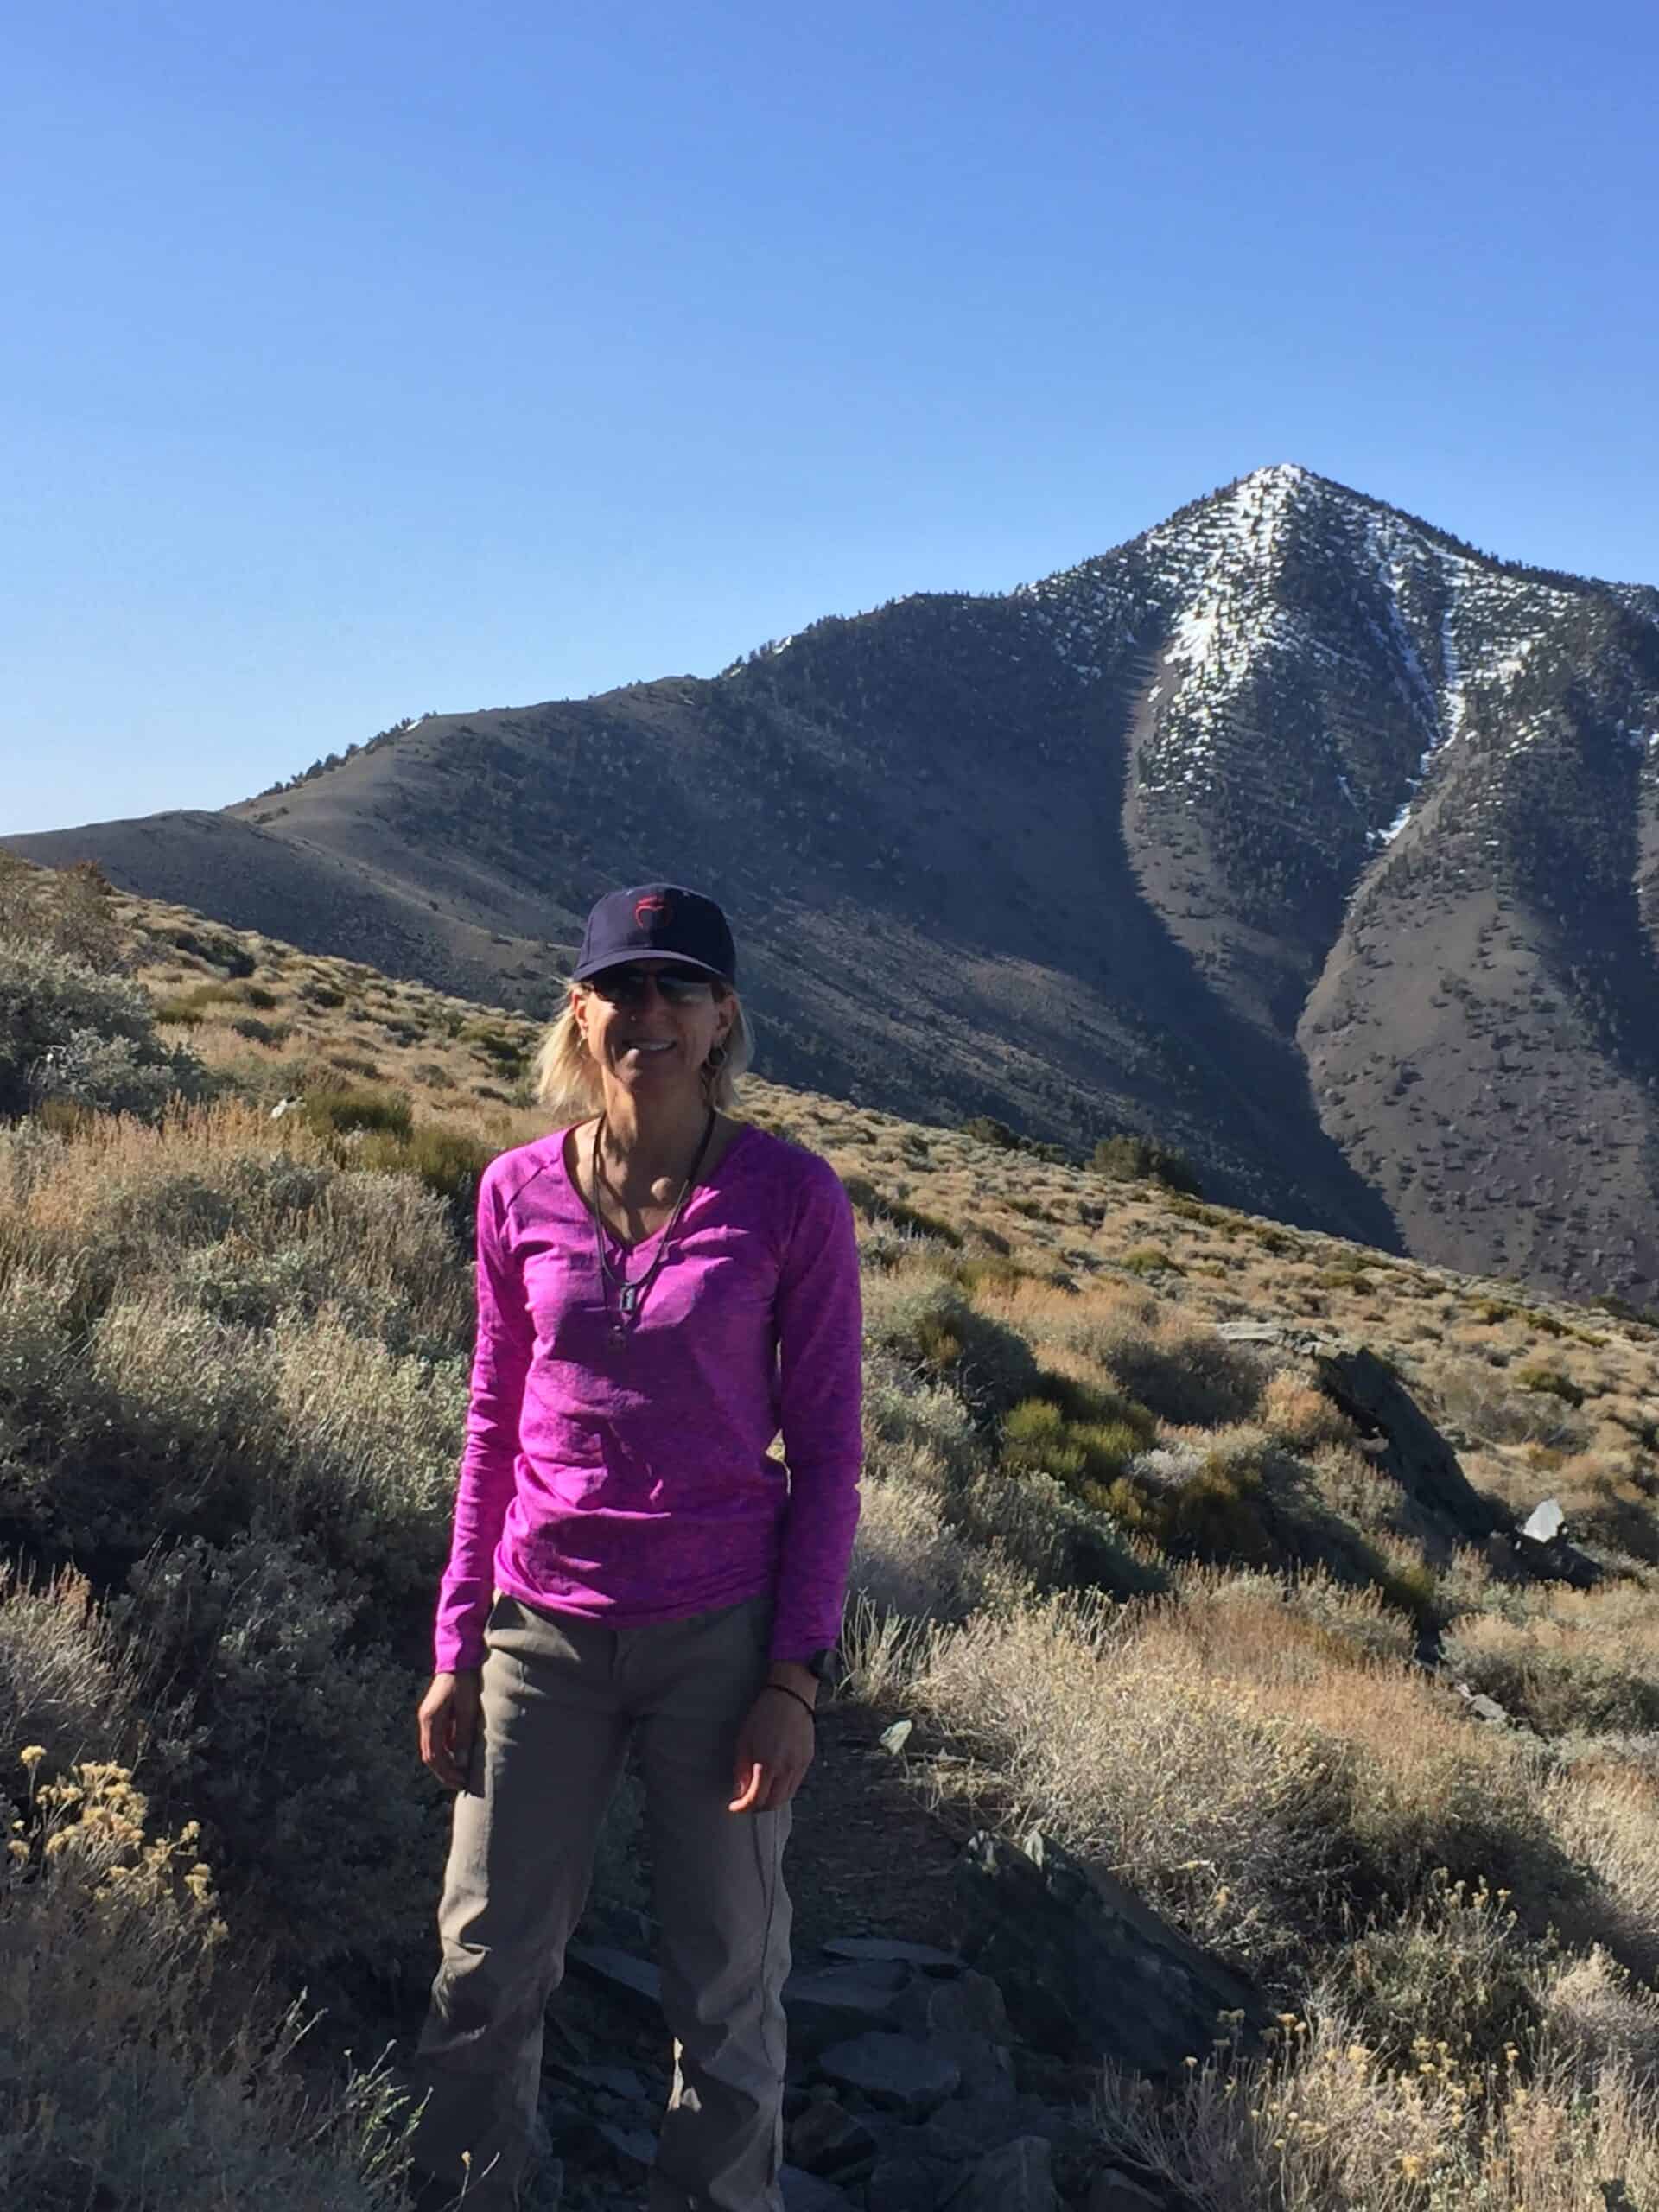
left=588, top=1107, right=716, bottom=1327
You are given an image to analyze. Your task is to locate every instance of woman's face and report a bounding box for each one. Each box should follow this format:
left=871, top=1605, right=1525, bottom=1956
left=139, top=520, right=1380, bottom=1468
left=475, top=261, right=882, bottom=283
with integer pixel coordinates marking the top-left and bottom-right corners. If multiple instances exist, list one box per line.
left=574, top=959, right=736, bottom=1100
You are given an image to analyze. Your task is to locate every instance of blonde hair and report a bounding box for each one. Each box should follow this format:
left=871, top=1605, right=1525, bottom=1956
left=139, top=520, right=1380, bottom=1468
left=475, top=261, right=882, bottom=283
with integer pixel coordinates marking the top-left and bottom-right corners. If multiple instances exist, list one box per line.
left=532, top=981, right=754, bottom=1122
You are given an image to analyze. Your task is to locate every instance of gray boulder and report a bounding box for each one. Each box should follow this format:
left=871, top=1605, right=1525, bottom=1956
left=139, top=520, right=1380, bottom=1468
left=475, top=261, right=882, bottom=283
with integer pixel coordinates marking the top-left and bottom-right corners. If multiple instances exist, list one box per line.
left=930, top=2031, right=1014, bottom=2102
left=907, top=2093, right=1077, bottom=2162
left=786, top=2097, right=878, bottom=2180
left=948, top=2135, right=1056, bottom=2212
left=1308, top=1344, right=1496, bottom=1542
left=901, top=1969, right=1011, bottom=2044
left=786, top=1964, right=906, bottom=2052
left=1087, top=2170, right=1165, bottom=2211
left=1522, top=1497, right=1565, bottom=1543
left=780, top=2165, right=855, bottom=2212
left=866, top=2151, right=963, bottom=2211
left=590, top=2120, right=655, bottom=2171
left=567, top=2062, right=648, bottom=2101
left=824, top=1936, right=964, bottom=1974
left=950, top=1828, right=1267, bottom=2071
left=817, top=2031, right=962, bottom=2117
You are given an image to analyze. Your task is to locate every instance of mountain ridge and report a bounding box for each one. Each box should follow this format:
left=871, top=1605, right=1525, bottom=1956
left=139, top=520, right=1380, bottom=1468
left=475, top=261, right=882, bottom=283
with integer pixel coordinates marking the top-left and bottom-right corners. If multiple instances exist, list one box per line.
left=10, top=464, right=1658, bottom=1303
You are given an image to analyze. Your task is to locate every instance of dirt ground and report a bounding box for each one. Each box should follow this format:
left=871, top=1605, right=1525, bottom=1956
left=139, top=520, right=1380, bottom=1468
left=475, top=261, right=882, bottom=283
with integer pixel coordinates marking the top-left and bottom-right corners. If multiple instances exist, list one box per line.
left=784, top=1694, right=975, bottom=1961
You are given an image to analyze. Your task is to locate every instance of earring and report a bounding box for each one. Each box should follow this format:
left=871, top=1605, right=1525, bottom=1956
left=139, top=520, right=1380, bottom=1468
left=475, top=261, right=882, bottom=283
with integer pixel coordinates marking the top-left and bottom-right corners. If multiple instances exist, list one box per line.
left=705, top=1043, right=728, bottom=1072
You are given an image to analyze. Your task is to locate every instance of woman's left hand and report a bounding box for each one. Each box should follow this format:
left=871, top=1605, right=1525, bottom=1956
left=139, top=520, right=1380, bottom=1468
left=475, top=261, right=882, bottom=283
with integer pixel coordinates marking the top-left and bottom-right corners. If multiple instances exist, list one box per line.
left=728, top=1686, right=815, bottom=1813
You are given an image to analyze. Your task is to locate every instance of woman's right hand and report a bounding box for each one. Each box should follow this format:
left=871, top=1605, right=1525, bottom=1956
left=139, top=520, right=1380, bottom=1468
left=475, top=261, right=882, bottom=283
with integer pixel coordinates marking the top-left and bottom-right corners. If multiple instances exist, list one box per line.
left=418, top=1669, right=482, bottom=1791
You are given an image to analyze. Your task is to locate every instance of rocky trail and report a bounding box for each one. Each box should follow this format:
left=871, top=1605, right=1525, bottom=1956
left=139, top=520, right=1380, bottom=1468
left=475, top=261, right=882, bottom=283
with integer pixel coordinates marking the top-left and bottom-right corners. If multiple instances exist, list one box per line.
left=514, top=1697, right=1261, bottom=2212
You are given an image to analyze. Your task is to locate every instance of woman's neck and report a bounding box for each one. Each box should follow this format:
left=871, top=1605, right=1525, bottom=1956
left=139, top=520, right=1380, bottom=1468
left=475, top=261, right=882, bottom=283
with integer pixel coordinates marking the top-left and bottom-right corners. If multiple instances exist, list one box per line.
left=594, top=1088, right=714, bottom=1188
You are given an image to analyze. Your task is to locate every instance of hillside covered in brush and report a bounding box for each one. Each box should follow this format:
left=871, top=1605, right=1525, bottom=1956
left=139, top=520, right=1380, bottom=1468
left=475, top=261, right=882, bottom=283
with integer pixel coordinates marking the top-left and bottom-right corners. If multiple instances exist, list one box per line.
left=8, top=467, right=1658, bottom=1300
left=5, top=858, right=1659, bottom=2207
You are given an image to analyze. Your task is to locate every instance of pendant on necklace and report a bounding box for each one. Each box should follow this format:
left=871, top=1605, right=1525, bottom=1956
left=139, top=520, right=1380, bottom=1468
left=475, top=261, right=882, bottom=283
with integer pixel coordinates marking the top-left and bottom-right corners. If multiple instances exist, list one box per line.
left=619, top=1285, right=638, bottom=1316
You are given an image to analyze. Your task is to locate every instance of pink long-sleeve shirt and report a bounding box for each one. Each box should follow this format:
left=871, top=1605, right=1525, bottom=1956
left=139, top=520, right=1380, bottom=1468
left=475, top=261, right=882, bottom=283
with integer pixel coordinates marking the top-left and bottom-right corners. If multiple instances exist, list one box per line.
left=433, top=1121, right=863, bottom=1673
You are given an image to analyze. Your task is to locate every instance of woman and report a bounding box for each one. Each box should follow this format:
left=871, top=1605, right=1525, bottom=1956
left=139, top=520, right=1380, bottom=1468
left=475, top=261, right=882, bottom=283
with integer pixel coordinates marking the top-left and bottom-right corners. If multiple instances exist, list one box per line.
left=409, top=882, right=863, bottom=2212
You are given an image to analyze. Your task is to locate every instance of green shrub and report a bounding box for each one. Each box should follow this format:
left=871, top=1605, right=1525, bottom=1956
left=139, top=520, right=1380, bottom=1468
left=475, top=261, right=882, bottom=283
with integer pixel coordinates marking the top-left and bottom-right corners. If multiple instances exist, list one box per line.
left=301, top=1087, right=415, bottom=1140
left=156, top=926, right=254, bottom=977
left=1032, top=1370, right=1149, bottom=1432
left=174, top=1237, right=461, bottom=1367
left=351, top=1122, right=497, bottom=1227
left=862, top=1274, right=1039, bottom=1419
left=839, top=1173, right=964, bottom=1249
left=0, top=855, right=123, bottom=971
left=955, top=1466, right=1163, bottom=1600
left=0, top=942, right=211, bottom=1124
left=0, top=1561, right=145, bottom=1776
left=1000, top=1396, right=1147, bottom=1504
left=1091, top=1131, right=1204, bottom=1197
left=0, top=1281, right=464, bottom=1611
left=1442, top=1614, right=1659, bottom=1738
left=1515, top=1365, right=1586, bottom=1408
left=862, top=1349, right=983, bottom=1492
left=956, top=1114, right=1071, bottom=1165
left=0, top=1141, right=471, bottom=1610
left=111, top=1536, right=441, bottom=1972
left=1103, top=1438, right=1274, bottom=1561
left=459, top=1020, right=529, bottom=1072
left=1075, top=1319, right=1265, bottom=1430
left=968, top=1222, right=1013, bottom=1255
left=1377, top=1556, right=1440, bottom=1626
left=959, top=1114, right=1022, bottom=1150
left=942, top=1252, right=1035, bottom=1297
left=0, top=1750, right=414, bottom=2208
left=857, top=1353, right=1164, bottom=1606
left=1121, top=1244, right=1183, bottom=1277
left=1332, top=1868, right=1546, bottom=2070
left=156, top=980, right=254, bottom=1016
left=887, top=1200, right=963, bottom=1248
left=1162, top=1193, right=1230, bottom=1226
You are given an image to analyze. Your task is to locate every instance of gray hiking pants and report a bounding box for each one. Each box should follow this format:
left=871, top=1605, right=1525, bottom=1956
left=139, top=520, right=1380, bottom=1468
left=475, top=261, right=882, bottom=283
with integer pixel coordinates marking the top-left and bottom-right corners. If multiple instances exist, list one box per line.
left=410, top=1589, right=791, bottom=2211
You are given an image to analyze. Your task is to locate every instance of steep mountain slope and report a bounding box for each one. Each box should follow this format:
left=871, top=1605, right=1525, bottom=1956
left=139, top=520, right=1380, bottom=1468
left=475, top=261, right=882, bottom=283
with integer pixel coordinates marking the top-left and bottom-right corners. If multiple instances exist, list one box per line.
left=10, top=466, right=1659, bottom=1301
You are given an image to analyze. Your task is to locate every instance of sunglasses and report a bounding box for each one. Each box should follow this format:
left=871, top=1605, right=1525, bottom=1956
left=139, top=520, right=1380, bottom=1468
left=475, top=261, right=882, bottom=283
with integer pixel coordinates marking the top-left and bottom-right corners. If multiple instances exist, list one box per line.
left=585, top=966, right=721, bottom=1007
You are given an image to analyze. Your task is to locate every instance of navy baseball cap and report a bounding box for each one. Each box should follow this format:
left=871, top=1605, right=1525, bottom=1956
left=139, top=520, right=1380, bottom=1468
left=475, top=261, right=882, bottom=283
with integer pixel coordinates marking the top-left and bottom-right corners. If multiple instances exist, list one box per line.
left=572, top=883, right=737, bottom=986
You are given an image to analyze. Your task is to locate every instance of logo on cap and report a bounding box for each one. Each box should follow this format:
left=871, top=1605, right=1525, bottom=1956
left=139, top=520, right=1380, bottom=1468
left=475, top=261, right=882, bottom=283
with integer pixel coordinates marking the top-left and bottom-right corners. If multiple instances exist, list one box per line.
left=634, top=893, right=672, bottom=927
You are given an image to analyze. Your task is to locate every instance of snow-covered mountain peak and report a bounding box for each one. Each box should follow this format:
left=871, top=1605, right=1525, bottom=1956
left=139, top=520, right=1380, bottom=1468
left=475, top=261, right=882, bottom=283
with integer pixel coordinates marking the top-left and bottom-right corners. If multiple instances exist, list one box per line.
left=1238, top=461, right=1317, bottom=495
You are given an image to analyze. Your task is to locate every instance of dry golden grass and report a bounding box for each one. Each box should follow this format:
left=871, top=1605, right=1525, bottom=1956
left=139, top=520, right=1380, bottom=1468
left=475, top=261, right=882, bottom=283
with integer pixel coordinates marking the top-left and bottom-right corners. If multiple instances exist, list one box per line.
left=848, top=1571, right=1570, bottom=1980
left=1547, top=1764, right=1659, bottom=1983
left=1443, top=1585, right=1659, bottom=1736
left=849, top=1467, right=1031, bottom=1625
left=91, top=872, right=1659, bottom=1396
left=10, top=858, right=1659, bottom=2202
left=0, top=1564, right=144, bottom=1773
left=1, top=1097, right=471, bottom=1346
left=1259, top=1369, right=1360, bottom=1454
left=1098, top=2012, right=1659, bottom=2210
left=0, top=1569, right=413, bottom=2208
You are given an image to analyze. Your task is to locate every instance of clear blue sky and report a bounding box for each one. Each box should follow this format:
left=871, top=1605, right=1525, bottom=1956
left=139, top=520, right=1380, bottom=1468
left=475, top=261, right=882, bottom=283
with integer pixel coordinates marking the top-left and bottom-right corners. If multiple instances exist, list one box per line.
left=4, top=0, right=1656, bottom=835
